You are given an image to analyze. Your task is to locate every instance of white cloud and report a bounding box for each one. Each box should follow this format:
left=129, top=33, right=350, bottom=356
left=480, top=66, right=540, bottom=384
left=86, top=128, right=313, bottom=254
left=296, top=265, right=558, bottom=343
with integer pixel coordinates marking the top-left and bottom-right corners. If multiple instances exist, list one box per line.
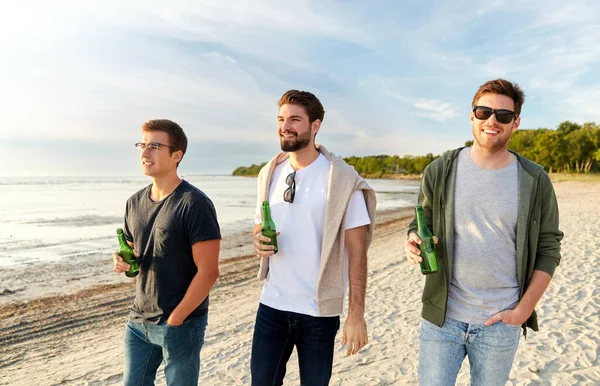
left=201, top=52, right=238, bottom=64
left=86, top=0, right=371, bottom=65
left=1, top=0, right=599, bottom=176
left=344, top=127, right=461, bottom=158
left=414, top=99, right=460, bottom=122
left=533, top=1, right=599, bottom=27
left=0, top=0, right=375, bottom=146
left=378, top=86, right=460, bottom=123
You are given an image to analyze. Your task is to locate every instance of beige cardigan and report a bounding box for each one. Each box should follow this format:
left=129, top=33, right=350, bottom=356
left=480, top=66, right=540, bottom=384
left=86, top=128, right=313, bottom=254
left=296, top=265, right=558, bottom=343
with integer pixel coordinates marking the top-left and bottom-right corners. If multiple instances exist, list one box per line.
left=256, top=145, right=377, bottom=315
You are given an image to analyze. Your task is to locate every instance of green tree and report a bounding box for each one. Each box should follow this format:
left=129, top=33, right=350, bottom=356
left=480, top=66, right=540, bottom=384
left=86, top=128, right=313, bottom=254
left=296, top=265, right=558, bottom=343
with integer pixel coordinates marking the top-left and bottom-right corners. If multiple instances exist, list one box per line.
left=509, top=129, right=539, bottom=159
left=232, top=162, right=267, bottom=176
left=564, top=127, right=599, bottom=173
left=556, top=121, right=582, bottom=136
left=528, top=130, right=567, bottom=173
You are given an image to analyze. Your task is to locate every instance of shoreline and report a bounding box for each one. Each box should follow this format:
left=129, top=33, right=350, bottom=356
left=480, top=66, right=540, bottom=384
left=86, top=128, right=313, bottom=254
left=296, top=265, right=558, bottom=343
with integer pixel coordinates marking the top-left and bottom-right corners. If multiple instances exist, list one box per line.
left=0, top=207, right=413, bottom=306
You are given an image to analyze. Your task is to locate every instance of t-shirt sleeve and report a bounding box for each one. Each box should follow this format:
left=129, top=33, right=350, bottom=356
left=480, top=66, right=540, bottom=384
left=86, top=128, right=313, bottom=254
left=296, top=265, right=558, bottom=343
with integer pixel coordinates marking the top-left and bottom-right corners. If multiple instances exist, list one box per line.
left=344, top=189, right=371, bottom=230
left=123, top=200, right=134, bottom=243
left=187, top=196, right=222, bottom=245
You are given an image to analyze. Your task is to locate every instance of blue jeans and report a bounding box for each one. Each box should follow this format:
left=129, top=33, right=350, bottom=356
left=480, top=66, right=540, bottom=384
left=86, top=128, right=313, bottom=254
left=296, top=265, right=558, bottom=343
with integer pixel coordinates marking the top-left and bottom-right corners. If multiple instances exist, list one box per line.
left=251, top=303, right=340, bottom=386
left=123, top=314, right=208, bottom=386
left=419, top=317, right=521, bottom=386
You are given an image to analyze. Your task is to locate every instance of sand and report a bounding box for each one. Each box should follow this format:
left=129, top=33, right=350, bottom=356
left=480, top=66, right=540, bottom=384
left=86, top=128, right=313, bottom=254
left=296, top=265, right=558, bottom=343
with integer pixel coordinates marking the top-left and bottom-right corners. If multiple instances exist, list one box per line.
left=1, top=181, right=598, bottom=385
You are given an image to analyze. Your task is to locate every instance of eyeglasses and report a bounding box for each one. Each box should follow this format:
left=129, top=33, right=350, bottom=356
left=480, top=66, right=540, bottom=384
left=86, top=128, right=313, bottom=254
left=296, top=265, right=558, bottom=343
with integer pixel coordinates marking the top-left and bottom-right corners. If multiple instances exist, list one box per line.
left=283, top=171, right=296, bottom=203
left=472, top=106, right=516, bottom=124
left=134, top=142, right=178, bottom=152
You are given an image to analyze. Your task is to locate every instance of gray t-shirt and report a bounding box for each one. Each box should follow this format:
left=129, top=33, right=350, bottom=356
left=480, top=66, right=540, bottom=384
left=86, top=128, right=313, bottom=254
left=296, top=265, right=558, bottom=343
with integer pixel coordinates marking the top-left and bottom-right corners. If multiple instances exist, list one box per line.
left=123, top=180, right=221, bottom=324
left=446, top=148, right=519, bottom=324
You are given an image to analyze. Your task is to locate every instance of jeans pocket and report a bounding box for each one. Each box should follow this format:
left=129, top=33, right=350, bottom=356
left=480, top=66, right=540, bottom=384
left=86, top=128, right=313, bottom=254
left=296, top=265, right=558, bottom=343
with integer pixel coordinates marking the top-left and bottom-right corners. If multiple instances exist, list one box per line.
left=165, top=319, right=191, bottom=328
left=498, top=321, right=521, bottom=328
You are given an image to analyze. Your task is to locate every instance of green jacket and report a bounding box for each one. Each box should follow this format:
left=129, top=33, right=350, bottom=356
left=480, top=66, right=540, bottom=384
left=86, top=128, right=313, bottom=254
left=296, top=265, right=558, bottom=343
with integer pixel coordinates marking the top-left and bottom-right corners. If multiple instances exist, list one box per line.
left=408, top=148, right=563, bottom=335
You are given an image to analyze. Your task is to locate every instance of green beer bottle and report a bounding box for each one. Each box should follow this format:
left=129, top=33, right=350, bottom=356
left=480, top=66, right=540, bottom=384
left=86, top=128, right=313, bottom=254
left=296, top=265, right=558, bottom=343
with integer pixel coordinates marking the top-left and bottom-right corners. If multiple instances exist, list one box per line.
left=116, top=228, right=139, bottom=278
left=261, top=201, right=278, bottom=254
left=415, top=205, right=439, bottom=275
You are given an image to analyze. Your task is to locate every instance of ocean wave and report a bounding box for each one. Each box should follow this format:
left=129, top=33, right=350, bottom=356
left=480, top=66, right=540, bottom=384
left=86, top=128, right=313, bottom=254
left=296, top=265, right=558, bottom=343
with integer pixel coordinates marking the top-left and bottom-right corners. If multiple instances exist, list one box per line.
left=375, top=190, right=419, bottom=194
left=21, top=215, right=123, bottom=227
left=0, top=178, right=146, bottom=186
left=0, top=235, right=114, bottom=253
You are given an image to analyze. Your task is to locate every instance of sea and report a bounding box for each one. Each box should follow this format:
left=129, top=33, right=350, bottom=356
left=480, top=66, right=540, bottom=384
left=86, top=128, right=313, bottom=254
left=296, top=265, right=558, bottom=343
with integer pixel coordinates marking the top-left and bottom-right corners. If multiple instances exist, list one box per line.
left=0, top=176, right=419, bottom=268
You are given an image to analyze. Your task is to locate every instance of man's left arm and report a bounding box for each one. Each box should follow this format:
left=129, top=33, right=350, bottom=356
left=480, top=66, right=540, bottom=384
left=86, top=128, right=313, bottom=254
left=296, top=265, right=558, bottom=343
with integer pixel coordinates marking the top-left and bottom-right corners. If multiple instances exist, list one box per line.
left=343, top=224, right=368, bottom=356
left=532, top=173, right=563, bottom=275
left=167, top=239, right=220, bottom=326
left=486, top=174, right=563, bottom=326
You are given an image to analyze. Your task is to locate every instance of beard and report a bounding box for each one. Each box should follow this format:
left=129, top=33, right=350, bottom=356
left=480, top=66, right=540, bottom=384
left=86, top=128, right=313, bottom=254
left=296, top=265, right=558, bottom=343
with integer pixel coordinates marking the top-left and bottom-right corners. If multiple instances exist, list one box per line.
left=473, top=126, right=511, bottom=153
left=473, top=124, right=511, bottom=153
left=280, top=130, right=312, bottom=152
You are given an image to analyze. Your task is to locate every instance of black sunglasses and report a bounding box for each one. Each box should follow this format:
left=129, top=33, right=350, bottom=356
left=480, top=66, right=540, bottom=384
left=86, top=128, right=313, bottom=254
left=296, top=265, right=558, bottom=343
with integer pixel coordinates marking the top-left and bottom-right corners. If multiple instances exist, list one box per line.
left=472, top=106, right=516, bottom=124
left=283, top=171, right=296, bottom=203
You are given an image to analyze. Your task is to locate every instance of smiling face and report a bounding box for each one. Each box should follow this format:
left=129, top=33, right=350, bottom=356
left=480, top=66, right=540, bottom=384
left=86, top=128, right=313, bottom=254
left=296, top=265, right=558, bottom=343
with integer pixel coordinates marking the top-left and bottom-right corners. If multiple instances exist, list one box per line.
left=138, top=130, right=182, bottom=178
left=470, top=93, right=520, bottom=153
left=277, top=103, right=319, bottom=152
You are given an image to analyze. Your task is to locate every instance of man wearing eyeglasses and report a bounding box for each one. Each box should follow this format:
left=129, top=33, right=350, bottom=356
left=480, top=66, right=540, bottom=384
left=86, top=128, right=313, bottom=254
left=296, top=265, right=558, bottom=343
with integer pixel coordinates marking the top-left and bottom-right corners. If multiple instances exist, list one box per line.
left=251, top=90, right=377, bottom=385
left=405, top=79, right=563, bottom=385
left=112, top=119, right=221, bottom=386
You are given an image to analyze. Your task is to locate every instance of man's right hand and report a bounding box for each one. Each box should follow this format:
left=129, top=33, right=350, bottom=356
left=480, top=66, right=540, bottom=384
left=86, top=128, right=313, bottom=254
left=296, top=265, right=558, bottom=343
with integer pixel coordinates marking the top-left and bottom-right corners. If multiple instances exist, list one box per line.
left=405, top=232, right=438, bottom=265
left=113, top=251, right=131, bottom=274
left=253, top=231, right=279, bottom=258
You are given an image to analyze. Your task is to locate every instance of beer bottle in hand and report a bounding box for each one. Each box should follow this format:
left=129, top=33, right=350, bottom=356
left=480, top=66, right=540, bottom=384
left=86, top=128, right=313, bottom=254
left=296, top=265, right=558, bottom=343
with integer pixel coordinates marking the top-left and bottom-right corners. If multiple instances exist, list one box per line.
left=261, top=201, right=278, bottom=254
left=415, top=205, right=439, bottom=275
left=116, top=228, right=139, bottom=278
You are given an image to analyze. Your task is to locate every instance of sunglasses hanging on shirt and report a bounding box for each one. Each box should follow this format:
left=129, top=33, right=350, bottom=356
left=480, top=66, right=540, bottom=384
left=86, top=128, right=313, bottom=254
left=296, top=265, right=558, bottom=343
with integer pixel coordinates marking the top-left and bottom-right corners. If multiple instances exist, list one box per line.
left=283, top=171, right=296, bottom=203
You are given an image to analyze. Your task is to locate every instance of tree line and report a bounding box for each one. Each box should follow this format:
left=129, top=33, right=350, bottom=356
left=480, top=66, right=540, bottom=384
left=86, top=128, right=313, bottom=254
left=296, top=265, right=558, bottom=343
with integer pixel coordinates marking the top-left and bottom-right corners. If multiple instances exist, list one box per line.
left=232, top=163, right=267, bottom=176
left=232, top=121, right=600, bottom=177
left=506, top=121, right=600, bottom=173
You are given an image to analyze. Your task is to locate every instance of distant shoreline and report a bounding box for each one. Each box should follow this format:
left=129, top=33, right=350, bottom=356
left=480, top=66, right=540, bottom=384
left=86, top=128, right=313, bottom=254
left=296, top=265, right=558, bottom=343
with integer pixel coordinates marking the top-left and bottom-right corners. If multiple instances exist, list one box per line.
left=230, top=172, right=600, bottom=182
left=361, top=173, right=422, bottom=180
left=231, top=173, right=422, bottom=180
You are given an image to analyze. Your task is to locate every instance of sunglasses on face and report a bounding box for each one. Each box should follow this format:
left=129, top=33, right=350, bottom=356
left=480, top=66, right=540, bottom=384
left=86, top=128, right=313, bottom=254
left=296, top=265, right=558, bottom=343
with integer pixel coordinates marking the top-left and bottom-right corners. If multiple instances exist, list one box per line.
left=283, top=171, right=296, bottom=203
left=135, top=142, right=178, bottom=152
left=472, top=106, right=516, bottom=124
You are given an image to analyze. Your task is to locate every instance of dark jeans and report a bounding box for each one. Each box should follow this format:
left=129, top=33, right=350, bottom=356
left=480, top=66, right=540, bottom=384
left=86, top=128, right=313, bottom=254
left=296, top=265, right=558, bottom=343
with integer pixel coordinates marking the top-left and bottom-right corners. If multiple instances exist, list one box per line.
left=123, top=314, right=208, bottom=386
left=251, top=303, right=340, bottom=386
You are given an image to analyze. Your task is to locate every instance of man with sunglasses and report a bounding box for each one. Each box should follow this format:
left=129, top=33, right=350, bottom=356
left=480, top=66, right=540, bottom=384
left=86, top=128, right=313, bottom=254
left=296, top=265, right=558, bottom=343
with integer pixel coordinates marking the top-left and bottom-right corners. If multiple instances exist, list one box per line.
left=405, top=79, right=563, bottom=385
left=112, top=119, right=221, bottom=385
left=251, top=90, right=377, bottom=385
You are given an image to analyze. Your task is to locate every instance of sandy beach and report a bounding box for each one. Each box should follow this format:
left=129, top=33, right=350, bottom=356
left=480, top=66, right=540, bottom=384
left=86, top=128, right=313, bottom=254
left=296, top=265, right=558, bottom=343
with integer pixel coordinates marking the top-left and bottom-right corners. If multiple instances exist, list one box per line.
left=1, top=180, right=599, bottom=385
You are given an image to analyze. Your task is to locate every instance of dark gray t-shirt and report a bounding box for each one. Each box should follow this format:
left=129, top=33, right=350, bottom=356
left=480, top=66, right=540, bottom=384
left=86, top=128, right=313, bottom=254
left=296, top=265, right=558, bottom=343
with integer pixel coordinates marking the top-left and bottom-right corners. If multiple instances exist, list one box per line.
left=123, top=180, right=221, bottom=324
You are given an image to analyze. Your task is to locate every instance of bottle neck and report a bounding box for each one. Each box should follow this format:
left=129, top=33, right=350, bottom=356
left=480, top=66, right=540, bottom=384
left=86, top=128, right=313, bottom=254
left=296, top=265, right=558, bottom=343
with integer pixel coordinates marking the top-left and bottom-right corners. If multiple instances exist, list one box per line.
left=117, top=232, right=128, bottom=247
left=415, top=208, right=427, bottom=229
left=262, top=205, right=273, bottom=223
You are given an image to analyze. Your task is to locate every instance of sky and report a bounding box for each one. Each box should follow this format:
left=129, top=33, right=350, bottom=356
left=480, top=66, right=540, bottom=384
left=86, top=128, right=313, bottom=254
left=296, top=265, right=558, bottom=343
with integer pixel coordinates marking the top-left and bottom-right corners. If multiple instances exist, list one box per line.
left=1, top=0, right=599, bottom=176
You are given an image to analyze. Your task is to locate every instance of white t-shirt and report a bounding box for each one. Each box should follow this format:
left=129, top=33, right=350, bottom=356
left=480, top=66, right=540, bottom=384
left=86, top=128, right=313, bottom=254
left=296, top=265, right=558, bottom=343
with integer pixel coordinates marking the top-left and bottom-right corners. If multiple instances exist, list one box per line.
left=254, top=154, right=371, bottom=317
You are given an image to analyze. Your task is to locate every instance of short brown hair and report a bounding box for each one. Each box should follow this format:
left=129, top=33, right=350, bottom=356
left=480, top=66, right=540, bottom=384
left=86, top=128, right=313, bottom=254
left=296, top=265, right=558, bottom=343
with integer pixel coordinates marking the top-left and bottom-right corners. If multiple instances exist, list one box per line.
left=472, top=79, right=525, bottom=117
left=142, top=119, right=188, bottom=164
left=278, top=90, right=325, bottom=123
